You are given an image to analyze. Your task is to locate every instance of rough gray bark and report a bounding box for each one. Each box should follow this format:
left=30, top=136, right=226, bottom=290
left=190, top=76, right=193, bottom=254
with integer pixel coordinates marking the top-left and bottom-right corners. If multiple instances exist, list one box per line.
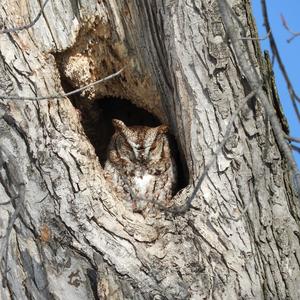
left=0, top=0, right=299, bottom=299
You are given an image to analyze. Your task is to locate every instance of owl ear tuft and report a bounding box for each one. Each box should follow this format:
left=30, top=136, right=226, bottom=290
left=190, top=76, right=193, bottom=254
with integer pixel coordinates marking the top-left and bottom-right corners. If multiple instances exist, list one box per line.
left=157, top=124, right=168, bottom=134
left=112, top=119, right=127, bottom=132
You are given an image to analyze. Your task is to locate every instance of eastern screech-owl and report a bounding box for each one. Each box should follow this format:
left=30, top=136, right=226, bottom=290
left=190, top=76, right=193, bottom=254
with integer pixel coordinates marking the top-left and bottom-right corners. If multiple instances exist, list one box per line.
left=104, top=119, right=177, bottom=211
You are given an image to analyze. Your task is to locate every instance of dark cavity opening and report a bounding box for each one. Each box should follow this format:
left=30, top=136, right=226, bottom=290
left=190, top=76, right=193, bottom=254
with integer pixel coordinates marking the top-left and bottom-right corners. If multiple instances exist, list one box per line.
left=72, top=97, right=160, bottom=163
left=68, top=93, right=187, bottom=191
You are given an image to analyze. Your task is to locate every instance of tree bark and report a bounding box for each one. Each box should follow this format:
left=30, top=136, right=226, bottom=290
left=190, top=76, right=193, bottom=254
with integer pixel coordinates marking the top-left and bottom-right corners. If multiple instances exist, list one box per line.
left=0, top=0, right=299, bottom=299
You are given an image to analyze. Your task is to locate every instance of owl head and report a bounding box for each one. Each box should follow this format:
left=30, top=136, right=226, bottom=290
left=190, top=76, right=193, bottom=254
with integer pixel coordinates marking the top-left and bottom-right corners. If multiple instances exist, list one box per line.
left=111, top=119, right=169, bottom=163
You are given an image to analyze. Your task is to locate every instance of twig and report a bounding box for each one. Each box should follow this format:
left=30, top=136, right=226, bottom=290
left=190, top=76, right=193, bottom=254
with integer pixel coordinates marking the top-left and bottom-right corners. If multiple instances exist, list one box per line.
left=291, top=144, right=300, bottom=154
left=1, top=184, right=25, bottom=287
left=284, top=133, right=300, bottom=144
left=170, top=90, right=257, bottom=214
left=240, top=30, right=271, bottom=41
left=0, top=0, right=51, bottom=34
left=0, top=200, right=13, bottom=206
left=280, top=14, right=300, bottom=43
left=216, top=0, right=299, bottom=196
left=0, top=146, right=26, bottom=287
left=294, top=173, right=300, bottom=196
left=0, top=68, right=125, bottom=101
left=261, top=0, right=300, bottom=123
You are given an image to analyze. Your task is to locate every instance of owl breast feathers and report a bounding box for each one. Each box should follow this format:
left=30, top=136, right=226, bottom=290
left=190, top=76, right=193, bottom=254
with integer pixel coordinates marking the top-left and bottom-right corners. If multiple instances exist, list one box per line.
left=104, top=119, right=177, bottom=210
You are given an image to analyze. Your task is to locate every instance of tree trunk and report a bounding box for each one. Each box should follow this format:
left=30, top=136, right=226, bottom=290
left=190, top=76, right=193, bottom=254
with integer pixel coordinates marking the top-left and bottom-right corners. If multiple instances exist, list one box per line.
left=0, top=0, right=299, bottom=299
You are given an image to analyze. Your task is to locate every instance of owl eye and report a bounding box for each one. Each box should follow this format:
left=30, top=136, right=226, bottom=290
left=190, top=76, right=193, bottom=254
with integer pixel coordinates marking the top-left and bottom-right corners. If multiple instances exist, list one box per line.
left=150, top=142, right=158, bottom=151
left=150, top=135, right=164, bottom=150
left=135, top=145, right=145, bottom=150
left=116, top=135, right=131, bottom=150
left=150, top=140, right=165, bottom=156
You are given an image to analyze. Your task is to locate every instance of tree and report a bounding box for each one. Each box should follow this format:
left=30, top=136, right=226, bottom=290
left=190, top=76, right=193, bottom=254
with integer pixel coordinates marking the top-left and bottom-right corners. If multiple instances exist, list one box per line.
left=0, top=0, right=299, bottom=299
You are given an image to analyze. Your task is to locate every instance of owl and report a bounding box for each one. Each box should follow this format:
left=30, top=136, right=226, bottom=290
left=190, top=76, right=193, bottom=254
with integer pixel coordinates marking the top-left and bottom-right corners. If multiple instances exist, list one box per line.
left=104, top=119, right=177, bottom=212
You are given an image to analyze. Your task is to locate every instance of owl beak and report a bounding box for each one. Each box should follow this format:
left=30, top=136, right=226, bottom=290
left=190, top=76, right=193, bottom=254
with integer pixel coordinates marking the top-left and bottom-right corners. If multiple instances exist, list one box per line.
left=138, top=152, right=146, bottom=162
left=138, top=150, right=149, bottom=163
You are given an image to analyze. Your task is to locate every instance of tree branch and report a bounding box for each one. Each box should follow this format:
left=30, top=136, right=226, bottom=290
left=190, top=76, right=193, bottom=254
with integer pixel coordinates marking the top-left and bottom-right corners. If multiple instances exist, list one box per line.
left=280, top=14, right=300, bottom=43
left=240, top=30, right=271, bottom=41
left=284, top=134, right=300, bottom=144
left=170, top=90, right=257, bottom=214
left=0, top=146, right=26, bottom=287
left=261, top=0, right=300, bottom=122
left=0, top=68, right=125, bottom=101
left=217, top=0, right=299, bottom=196
left=292, top=144, right=300, bottom=154
left=0, top=0, right=50, bottom=34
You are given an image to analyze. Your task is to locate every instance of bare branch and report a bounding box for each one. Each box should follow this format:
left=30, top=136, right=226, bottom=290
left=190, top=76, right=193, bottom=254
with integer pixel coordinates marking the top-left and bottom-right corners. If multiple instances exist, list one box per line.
left=0, top=0, right=50, bottom=34
left=0, top=68, right=125, bottom=101
left=284, top=134, right=300, bottom=144
left=169, top=90, right=257, bottom=214
left=0, top=146, right=26, bottom=287
left=261, top=0, right=300, bottom=122
left=240, top=30, right=271, bottom=41
left=216, top=0, right=299, bottom=195
left=186, top=90, right=256, bottom=206
left=0, top=200, right=13, bottom=206
left=280, top=14, right=300, bottom=43
left=292, top=144, right=300, bottom=154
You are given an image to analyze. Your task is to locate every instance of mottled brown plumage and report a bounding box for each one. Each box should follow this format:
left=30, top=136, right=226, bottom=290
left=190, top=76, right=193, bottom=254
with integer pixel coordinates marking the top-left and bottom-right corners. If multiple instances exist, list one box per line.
left=104, top=119, right=177, bottom=211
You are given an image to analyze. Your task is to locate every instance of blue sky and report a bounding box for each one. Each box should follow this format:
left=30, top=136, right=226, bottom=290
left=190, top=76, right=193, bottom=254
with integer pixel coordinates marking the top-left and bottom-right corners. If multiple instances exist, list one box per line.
left=252, top=0, right=300, bottom=167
